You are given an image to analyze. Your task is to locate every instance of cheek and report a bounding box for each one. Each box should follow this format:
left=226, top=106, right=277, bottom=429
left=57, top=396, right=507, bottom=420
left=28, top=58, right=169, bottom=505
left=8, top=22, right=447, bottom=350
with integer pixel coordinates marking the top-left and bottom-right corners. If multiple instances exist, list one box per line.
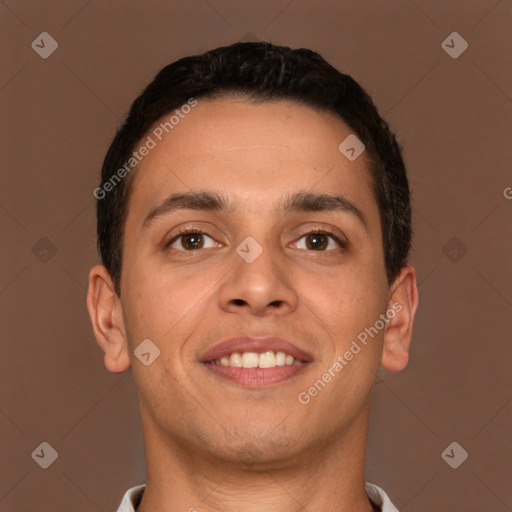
left=121, top=256, right=219, bottom=349
left=317, top=262, right=385, bottom=334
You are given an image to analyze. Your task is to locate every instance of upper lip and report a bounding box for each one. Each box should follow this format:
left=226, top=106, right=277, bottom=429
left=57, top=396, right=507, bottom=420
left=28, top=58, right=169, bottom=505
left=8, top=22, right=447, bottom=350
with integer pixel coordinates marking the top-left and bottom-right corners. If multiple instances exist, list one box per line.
left=200, top=337, right=313, bottom=363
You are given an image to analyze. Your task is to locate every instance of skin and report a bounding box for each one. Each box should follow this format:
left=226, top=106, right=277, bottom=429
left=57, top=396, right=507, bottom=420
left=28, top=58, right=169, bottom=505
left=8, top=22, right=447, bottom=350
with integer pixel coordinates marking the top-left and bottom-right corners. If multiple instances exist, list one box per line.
left=87, top=98, right=419, bottom=512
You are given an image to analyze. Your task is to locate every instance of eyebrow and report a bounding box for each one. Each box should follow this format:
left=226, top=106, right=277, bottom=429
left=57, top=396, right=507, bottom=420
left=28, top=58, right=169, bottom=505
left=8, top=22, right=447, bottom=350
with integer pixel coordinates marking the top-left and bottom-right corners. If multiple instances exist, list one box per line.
left=141, top=190, right=367, bottom=231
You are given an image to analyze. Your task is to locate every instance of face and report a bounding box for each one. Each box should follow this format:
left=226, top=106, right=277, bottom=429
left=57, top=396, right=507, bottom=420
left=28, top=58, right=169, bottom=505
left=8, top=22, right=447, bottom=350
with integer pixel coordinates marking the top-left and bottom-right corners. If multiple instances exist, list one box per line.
left=101, top=98, right=396, bottom=464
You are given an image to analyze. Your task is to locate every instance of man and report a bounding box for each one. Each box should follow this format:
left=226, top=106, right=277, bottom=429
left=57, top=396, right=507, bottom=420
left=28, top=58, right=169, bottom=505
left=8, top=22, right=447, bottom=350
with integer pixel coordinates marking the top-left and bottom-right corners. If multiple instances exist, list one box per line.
left=87, top=41, right=419, bottom=512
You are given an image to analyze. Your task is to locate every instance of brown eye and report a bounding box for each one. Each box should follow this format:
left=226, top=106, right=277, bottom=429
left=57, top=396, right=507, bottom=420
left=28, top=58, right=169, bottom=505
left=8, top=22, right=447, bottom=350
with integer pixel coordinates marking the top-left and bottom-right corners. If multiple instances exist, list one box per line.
left=168, top=232, right=218, bottom=251
left=308, top=233, right=329, bottom=250
left=293, top=231, right=345, bottom=251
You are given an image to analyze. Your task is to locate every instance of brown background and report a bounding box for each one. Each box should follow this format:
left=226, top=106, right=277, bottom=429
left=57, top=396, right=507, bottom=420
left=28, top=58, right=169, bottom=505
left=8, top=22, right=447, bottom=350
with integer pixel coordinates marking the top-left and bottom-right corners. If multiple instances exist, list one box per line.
left=1, top=1, right=511, bottom=511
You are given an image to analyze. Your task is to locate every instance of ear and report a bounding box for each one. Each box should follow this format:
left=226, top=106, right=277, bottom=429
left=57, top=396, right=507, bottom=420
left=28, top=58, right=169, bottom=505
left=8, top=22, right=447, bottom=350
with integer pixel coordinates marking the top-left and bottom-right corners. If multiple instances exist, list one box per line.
left=86, top=264, right=131, bottom=373
left=380, top=265, right=419, bottom=372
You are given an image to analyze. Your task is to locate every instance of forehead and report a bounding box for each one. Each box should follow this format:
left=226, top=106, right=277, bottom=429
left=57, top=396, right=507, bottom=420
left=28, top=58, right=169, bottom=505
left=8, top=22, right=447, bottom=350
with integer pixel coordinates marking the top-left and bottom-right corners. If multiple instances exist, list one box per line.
left=126, top=97, right=377, bottom=225
left=138, top=98, right=363, bottom=170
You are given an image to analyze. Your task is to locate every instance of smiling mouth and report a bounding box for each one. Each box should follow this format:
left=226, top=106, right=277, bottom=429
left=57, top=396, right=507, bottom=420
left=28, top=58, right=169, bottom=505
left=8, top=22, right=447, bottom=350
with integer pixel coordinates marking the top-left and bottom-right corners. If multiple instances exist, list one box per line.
left=203, top=350, right=310, bottom=387
left=208, top=350, right=302, bottom=368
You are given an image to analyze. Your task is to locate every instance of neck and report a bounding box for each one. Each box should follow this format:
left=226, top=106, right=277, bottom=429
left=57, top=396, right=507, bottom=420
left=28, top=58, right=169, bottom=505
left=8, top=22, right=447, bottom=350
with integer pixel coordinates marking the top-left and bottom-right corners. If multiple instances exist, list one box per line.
left=137, top=406, right=376, bottom=512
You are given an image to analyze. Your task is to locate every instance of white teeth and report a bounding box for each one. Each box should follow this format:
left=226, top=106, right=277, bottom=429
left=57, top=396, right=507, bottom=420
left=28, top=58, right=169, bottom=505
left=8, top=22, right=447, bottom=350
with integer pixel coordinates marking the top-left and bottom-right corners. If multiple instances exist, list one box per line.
left=211, top=350, right=302, bottom=368
left=258, top=351, right=276, bottom=368
left=230, top=352, right=243, bottom=367
left=275, top=351, right=286, bottom=366
left=242, top=352, right=259, bottom=368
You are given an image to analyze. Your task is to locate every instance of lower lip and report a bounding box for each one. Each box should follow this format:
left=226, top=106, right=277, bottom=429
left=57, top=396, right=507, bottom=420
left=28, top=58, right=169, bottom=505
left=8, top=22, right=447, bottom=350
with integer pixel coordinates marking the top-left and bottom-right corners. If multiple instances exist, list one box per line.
left=203, top=362, right=310, bottom=387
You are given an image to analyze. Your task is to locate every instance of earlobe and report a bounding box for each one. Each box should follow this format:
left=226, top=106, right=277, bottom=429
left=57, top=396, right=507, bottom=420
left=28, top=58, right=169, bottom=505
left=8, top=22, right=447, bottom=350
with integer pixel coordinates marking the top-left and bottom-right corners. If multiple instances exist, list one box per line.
left=380, top=266, right=419, bottom=372
left=86, top=265, right=131, bottom=373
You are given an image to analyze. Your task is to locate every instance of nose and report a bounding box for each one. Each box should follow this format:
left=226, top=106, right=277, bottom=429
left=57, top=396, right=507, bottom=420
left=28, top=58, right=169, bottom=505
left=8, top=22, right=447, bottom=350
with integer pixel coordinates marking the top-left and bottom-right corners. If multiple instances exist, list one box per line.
left=217, top=237, right=299, bottom=317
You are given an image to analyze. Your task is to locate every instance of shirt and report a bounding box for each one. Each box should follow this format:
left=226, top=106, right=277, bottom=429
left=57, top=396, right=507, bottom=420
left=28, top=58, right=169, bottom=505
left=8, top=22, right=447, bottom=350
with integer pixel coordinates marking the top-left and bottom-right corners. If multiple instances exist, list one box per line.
left=115, top=482, right=399, bottom=511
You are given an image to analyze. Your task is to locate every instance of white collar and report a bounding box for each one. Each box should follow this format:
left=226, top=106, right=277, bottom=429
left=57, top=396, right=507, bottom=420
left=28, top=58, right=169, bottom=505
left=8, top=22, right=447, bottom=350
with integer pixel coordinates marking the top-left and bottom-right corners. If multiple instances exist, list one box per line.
left=116, top=482, right=399, bottom=511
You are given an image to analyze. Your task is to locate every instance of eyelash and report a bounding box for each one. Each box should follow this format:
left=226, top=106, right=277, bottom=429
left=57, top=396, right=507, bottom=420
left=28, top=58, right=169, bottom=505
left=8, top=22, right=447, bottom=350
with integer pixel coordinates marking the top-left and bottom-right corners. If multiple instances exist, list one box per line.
left=165, top=226, right=347, bottom=252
